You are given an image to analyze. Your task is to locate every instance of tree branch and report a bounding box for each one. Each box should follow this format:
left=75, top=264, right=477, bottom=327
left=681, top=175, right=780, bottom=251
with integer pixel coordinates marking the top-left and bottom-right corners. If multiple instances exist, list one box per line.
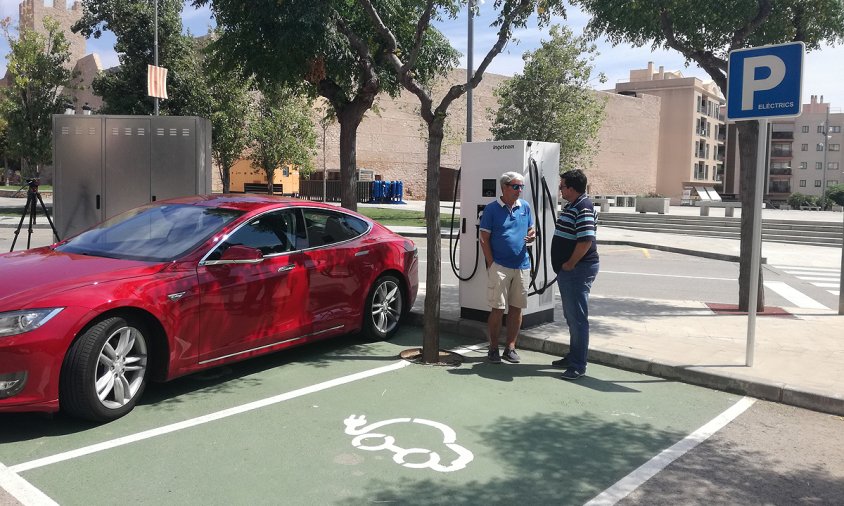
left=403, top=0, right=436, bottom=74
left=658, top=9, right=727, bottom=90
left=357, top=0, right=434, bottom=123
left=729, top=0, right=773, bottom=49
left=333, top=14, right=379, bottom=96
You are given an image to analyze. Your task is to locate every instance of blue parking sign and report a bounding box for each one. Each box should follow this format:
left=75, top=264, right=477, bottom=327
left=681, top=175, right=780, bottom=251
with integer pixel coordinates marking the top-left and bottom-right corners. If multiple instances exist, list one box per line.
left=727, top=42, right=804, bottom=120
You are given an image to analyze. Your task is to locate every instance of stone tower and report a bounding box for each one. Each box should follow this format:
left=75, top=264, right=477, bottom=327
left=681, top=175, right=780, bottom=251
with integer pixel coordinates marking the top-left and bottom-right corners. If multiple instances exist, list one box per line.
left=18, top=0, right=86, bottom=68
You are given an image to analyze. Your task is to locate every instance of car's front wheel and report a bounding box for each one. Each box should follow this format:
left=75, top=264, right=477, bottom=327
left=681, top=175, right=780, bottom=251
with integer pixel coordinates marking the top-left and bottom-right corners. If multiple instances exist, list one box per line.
left=363, top=275, right=404, bottom=341
left=60, top=315, right=150, bottom=422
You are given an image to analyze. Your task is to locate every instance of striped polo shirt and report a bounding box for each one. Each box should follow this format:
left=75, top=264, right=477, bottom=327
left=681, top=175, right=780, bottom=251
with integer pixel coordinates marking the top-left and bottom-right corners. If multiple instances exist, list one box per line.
left=551, top=193, right=599, bottom=271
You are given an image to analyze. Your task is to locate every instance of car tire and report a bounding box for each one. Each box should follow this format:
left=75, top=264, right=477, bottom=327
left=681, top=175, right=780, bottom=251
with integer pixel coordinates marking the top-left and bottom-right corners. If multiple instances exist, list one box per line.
left=362, top=275, right=404, bottom=341
left=60, top=315, right=150, bottom=422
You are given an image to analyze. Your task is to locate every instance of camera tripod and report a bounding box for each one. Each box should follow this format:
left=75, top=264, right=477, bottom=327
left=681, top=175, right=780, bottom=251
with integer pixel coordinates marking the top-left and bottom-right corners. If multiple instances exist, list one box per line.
left=9, top=180, right=60, bottom=252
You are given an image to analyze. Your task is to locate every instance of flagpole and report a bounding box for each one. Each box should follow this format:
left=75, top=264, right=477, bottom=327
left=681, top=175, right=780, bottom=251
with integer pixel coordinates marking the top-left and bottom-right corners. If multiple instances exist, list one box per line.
left=154, top=0, right=159, bottom=116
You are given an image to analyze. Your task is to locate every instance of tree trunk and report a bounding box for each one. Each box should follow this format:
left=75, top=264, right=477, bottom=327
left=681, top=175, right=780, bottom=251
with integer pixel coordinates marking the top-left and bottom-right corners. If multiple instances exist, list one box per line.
left=422, top=118, right=445, bottom=363
left=220, top=162, right=231, bottom=193
left=265, top=167, right=276, bottom=195
left=736, top=120, right=765, bottom=312
left=337, top=114, right=360, bottom=211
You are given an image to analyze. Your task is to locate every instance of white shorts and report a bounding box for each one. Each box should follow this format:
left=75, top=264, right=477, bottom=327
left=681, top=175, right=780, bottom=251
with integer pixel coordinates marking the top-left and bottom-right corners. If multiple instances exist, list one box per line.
left=487, top=262, right=529, bottom=310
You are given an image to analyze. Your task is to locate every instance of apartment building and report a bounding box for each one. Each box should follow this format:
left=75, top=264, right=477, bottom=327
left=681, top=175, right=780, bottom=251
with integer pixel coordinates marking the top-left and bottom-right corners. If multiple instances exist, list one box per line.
left=614, top=62, right=726, bottom=202
left=725, top=95, right=843, bottom=204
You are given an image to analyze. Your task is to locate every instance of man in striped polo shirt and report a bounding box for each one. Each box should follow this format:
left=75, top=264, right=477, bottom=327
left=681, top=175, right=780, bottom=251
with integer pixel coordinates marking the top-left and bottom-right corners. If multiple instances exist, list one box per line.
left=550, top=169, right=599, bottom=380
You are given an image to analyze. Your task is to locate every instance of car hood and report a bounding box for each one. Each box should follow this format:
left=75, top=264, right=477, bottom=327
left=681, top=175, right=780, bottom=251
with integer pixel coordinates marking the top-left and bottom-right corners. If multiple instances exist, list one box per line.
left=0, top=247, right=167, bottom=309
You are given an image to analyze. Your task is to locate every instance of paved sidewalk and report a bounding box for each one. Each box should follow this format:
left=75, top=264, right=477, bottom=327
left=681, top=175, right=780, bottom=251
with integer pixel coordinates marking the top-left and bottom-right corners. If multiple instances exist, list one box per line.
left=2, top=197, right=843, bottom=416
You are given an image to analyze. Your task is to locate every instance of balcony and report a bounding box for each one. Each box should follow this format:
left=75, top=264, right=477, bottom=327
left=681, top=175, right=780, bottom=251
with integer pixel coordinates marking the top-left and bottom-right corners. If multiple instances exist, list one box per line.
left=769, top=167, right=792, bottom=177
left=771, top=131, right=794, bottom=140
left=770, top=149, right=793, bottom=158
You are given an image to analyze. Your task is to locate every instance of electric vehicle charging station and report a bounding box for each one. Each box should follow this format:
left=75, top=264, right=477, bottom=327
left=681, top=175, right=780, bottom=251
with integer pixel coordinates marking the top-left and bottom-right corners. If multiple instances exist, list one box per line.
left=455, top=140, right=560, bottom=327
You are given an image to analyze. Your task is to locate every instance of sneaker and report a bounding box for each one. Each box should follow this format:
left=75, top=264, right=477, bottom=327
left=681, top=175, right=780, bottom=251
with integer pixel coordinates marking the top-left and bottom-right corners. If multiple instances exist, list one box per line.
left=551, top=357, right=571, bottom=368
left=560, top=368, right=584, bottom=380
left=487, top=348, right=502, bottom=364
left=502, top=348, right=521, bottom=363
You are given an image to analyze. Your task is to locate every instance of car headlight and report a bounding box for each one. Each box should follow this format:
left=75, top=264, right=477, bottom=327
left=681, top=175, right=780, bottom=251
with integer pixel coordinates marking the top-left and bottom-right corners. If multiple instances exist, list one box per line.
left=0, top=308, right=64, bottom=338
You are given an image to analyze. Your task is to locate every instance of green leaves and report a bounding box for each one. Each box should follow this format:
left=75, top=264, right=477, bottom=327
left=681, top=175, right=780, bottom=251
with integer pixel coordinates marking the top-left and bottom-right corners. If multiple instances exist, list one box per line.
left=1, top=18, right=73, bottom=175
left=490, top=25, right=606, bottom=171
left=249, top=86, right=317, bottom=189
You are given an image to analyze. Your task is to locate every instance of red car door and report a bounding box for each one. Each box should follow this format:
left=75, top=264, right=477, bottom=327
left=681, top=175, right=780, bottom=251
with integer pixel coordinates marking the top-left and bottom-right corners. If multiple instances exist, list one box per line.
left=195, top=209, right=311, bottom=364
left=301, top=210, right=378, bottom=334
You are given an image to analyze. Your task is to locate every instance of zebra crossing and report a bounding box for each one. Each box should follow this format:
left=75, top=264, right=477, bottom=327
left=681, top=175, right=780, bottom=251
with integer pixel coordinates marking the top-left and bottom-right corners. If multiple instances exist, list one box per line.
left=774, top=265, right=841, bottom=297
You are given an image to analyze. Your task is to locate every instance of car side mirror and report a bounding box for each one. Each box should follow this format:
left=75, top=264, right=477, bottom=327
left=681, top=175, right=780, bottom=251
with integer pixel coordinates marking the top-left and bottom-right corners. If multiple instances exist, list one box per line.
left=204, top=245, right=264, bottom=265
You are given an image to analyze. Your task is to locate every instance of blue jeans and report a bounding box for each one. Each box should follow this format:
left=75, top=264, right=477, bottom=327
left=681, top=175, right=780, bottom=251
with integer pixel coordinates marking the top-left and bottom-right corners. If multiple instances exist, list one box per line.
left=556, top=262, right=599, bottom=373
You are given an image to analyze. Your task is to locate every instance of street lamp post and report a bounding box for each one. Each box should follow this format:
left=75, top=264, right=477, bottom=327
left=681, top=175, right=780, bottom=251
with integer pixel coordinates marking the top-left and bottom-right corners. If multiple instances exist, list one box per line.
left=821, top=104, right=829, bottom=198
left=467, top=0, right=474, bottom=142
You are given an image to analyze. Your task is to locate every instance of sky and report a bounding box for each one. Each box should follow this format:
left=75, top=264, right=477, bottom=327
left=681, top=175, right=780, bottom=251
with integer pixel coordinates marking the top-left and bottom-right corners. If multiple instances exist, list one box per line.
left=1, top=0, right=843, bottom=109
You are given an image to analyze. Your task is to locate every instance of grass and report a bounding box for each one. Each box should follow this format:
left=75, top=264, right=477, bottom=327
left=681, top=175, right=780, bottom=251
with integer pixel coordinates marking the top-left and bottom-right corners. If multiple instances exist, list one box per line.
left=0, top=185, right=53, bottom=192
left=357, top=207, right=459, bottom=228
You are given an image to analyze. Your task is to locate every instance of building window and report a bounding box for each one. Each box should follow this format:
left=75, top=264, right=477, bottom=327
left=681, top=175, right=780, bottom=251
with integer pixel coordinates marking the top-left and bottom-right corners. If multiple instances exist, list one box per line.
left=815, top=180, right=822, bottom=187
left=802, top=125, right=809, bottom=133
left=799, top=180, right=806, bottom=187
left=816, top=162, right=823, bottom=169
left=800, top=162, right=807, bottom=169
left=816, top=143, right=825, bottom=151
left=694, top=162, right=706, bottom=180
left=828, top=180, right=839, bottom=186
left=830, top=144, right=840, bottom=151
left=818, top=125, right=826, bottom=133
left=771, top=142, right=791, bottom=156
left=801, top=143, right=808, bottom=151
left=829, top=162, right=840, bottom=170
left=830, top=126, right=841, bottom=133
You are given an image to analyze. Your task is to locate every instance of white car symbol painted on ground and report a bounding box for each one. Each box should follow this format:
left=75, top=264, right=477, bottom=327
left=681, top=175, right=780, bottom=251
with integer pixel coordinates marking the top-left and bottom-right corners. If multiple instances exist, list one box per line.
left=343, top=414, right=474, bottom=472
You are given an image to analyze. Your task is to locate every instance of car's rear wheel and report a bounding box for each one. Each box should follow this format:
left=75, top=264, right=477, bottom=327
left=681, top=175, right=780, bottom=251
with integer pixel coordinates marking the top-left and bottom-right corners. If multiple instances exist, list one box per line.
left=363, top=275, right=404, bottom=341
left=60, top=315, right=149, bottom=422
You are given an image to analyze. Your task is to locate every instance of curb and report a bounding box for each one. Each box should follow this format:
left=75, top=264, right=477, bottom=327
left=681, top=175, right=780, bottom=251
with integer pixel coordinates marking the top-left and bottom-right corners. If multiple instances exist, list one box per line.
left=406, top=310, right=844, bottom=417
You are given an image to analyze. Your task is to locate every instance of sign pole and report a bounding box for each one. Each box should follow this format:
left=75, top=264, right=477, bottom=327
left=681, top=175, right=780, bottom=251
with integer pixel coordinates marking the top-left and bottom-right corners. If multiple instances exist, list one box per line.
left=746, top=118, right=768, bottom=366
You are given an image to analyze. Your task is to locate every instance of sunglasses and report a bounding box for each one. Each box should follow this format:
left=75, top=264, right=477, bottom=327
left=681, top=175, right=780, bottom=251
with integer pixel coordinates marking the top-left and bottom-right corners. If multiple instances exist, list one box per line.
left=508, top=184, right=525, bottom=190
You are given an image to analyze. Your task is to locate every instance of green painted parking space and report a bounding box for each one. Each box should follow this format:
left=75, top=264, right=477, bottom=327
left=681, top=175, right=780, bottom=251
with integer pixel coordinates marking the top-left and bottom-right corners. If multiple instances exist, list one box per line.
left=2, top=329, right=742, bottom=505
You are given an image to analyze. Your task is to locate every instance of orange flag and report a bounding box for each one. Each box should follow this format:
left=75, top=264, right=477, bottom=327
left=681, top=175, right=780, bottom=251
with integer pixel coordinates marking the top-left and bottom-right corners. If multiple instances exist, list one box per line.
left=147, top=64, right=168, bottom=99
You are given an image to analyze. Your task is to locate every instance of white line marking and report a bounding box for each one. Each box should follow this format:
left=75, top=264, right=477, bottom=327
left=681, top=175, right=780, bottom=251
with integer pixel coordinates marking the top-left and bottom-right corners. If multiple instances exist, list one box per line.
left=763, top=281, right=829, bottom=309
left=811, top=283, right=839, bottom=288
left=0, top=461, right=58, bottom=506
left=600, top=270, right=735, bottom=281
left=780, top=267, right=839, bottom=273
left=831, top=291, right=840, bottom=296
left=795, top=276, right=839, bottom=282
left=585, top=396, right=756, bottom=506
left=10, top=361, right=411, bottom=474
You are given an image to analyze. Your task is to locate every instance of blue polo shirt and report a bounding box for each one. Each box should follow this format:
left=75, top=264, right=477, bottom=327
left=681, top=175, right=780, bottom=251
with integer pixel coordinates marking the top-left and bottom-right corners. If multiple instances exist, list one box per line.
left=479, top=198, right=534, bottom=269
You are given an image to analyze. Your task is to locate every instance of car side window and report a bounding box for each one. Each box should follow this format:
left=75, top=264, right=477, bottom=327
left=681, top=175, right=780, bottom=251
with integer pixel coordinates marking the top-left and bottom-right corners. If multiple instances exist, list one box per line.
left=303, top=210, right=368, bottom=247
left=207, top=209, right=303, bottom=260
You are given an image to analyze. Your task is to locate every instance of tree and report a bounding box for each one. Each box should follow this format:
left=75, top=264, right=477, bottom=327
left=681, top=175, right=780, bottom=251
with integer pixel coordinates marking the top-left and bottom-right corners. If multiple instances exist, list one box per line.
left=72, top=0, right=207, bottom=116
left=826, top=184, right=844, bottom=206
left=490, top=24, right=606, bottom=170
left=249, top=87, right=317, bottom=195
left=1, top=18, right=73, bottom=177
left=193, top=33, right=252, bottom=194
left=194, top=0, right=458, bottom=211
left=360, top=0, right=568, bottom=362
left=572, top=0, right=844, bottom=311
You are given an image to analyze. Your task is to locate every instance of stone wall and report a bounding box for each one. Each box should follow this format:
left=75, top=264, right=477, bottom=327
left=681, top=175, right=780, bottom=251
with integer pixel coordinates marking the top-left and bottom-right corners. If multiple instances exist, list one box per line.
left=19, top=0, right=86, bottom=69
left=584, top=92, right=661, bottom=196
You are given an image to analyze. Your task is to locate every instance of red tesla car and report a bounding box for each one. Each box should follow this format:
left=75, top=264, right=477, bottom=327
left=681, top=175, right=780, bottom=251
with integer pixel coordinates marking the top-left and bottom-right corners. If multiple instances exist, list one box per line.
left=0, top=195, right=418, bottom=422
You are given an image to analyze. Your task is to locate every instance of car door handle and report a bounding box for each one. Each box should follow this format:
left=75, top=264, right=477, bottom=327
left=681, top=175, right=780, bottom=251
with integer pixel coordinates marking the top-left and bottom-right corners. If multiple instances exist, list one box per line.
left=355, top=250, right=370, bottom=257
left=278, top=264, right=295, bottom=273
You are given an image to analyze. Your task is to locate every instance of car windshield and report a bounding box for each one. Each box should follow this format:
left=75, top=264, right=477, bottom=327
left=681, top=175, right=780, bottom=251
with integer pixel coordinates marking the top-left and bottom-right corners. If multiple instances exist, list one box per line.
left=56, top=204, right=244, bottom=262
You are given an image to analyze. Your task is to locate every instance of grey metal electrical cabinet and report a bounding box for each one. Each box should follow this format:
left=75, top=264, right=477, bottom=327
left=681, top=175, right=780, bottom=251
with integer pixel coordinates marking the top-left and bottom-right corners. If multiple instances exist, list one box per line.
left=53, top=115, right=211, bottom=238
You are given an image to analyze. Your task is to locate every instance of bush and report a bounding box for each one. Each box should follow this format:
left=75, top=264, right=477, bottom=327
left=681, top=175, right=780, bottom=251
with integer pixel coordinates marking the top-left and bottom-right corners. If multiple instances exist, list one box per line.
left=787, top=192, right=816, bottom=208
left=825, top=184, right=844, bottom=206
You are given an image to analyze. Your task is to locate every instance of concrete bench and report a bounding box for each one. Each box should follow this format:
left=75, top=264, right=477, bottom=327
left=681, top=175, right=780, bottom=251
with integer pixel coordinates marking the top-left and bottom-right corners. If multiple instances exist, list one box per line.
left=699, top=201, right=741, bottom=217
left=799, top=205, right=822, bottom=211
left=593, top=197, right=612, bottom=212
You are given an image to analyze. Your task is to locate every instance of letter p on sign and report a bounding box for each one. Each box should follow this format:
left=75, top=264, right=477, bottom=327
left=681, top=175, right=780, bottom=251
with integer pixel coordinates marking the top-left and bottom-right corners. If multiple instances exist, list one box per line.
left=741, top=56, right=786, bottom=111
left=727, top=42, right=804, bottom=120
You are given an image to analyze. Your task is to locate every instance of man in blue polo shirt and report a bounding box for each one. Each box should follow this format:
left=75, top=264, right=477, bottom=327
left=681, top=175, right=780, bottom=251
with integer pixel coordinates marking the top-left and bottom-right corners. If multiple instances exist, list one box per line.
left=550, top=169, right=599, bottom=380
left=479, top=171, right=535, bottom=363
